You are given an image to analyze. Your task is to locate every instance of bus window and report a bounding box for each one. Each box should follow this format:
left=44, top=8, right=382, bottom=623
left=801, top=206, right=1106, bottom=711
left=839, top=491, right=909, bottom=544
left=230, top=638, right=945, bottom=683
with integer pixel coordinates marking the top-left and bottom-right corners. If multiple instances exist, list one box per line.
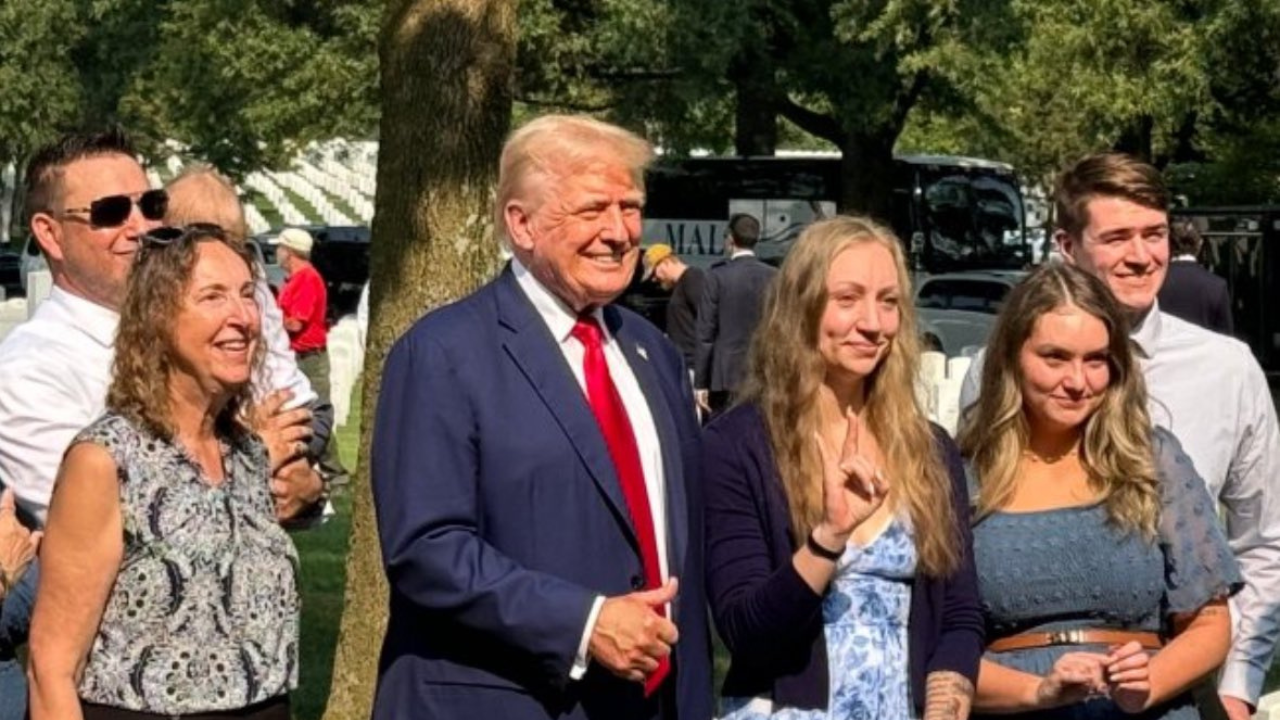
left=642, top=155, right=1026, bottom=274
left=919, top=170, right=1027, bottom=271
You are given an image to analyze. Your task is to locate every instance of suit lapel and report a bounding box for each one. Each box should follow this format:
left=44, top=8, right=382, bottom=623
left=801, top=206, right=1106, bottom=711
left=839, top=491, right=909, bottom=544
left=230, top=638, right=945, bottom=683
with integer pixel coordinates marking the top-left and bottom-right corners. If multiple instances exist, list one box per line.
left=605, top=307, right=689, bottom=582
left=494, top=269, right=638, bottom=545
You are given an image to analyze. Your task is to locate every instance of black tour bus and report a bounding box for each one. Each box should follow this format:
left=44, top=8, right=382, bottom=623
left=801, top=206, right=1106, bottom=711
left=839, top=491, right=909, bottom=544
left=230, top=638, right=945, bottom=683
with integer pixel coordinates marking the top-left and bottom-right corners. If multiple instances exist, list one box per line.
left=640, top=153, right=1029, bottom=272
left=621, top=153, right=1030, bottom=326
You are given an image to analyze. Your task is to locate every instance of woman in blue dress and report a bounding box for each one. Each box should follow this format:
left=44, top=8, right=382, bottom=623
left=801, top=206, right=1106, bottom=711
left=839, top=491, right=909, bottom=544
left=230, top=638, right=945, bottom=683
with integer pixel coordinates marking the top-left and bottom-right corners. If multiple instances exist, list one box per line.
left=959, top=263, right=1242, bottom=720
left=703, top=216, right=984, bottom=720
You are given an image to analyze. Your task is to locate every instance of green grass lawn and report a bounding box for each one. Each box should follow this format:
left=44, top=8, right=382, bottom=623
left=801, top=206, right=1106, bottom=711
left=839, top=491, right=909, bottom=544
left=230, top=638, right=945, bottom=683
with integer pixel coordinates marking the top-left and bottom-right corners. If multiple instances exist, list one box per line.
left=291, top=397, right=359, bottom=720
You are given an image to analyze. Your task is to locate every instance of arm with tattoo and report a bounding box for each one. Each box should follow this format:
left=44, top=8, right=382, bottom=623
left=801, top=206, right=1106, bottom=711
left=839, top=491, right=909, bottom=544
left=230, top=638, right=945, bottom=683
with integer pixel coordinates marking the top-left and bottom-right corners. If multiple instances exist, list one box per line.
left=924, top=670, right=974, bottom=720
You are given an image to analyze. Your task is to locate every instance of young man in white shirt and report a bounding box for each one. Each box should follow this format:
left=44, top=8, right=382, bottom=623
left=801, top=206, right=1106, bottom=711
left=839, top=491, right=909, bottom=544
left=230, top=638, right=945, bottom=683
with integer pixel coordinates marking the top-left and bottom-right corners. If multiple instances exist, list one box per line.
left=961, top=153, right=1280, bottom=720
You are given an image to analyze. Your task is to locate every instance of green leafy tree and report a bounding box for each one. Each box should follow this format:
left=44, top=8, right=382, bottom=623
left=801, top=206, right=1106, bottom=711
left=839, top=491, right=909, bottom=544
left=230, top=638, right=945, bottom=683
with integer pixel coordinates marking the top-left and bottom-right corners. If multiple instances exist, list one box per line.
left=124, top=0, right=379, bottom=176
left=0, top=0, right=82, bottom=238
left=65, top=0, right=379, bottom=177
left=656, top=0, right=1015, bottom=216
left=900, top=0, right=1280, bottom=205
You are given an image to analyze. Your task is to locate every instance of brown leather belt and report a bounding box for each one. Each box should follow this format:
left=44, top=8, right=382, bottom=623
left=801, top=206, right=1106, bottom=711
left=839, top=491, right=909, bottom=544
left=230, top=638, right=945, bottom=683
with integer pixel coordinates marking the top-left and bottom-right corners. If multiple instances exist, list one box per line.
left=988, top=629, right=1163, bottom=653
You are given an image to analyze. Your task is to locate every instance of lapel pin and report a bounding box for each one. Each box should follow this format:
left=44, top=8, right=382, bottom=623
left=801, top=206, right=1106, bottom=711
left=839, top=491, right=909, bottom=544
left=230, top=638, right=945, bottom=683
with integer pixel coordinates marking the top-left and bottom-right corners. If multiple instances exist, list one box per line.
left=636, top=344, right=649, bottom=361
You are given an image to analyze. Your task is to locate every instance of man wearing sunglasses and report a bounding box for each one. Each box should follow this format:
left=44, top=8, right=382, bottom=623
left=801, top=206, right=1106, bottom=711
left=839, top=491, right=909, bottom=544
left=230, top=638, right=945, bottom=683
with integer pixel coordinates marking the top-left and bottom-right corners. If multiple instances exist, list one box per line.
left=0, top=130, right=324, bottom=720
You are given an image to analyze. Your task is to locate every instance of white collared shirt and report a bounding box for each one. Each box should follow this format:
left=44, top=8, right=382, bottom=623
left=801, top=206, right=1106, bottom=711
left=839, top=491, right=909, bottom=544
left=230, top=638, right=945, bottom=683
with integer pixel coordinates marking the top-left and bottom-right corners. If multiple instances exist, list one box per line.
left=511, top=259, right=670, bottom=680
left=0, top=279, right=314, bottom=525
left=0, top=287, right=117, bottom=524
left=960, top=303, right=1280, bottom=703
left=253, top=278, right=319, bottom=410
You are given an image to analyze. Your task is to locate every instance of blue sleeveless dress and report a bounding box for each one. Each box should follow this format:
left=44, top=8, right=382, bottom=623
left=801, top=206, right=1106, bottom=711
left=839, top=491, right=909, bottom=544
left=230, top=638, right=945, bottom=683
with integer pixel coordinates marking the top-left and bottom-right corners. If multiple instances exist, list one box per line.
left=720, top=517, right=917, bottom=720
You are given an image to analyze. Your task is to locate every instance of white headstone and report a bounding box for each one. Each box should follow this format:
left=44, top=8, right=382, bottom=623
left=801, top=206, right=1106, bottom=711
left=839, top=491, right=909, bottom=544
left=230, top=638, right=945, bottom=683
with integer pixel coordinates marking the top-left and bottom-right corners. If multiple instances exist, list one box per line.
left=946, top=355, right=972, bottom=383
left=935, top=377, right=965, bottom=437
left=920, top=351, right=947, bottom=387
left=26, top=270, right=53, bottom=319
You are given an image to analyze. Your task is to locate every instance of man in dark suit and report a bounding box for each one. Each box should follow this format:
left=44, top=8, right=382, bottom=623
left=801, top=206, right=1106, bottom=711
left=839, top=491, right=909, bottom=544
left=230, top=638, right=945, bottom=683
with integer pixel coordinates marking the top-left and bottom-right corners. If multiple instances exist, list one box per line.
left=370, top=114, right=712, bottom=720
left=1157, top=219, right=1233, bottom=335
left=694, top=213, right=776, bottom=415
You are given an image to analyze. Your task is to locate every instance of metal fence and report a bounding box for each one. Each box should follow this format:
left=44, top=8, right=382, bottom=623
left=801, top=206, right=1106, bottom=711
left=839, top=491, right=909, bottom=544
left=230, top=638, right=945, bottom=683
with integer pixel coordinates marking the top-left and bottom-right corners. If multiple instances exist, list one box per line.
left=1172, top=207, right=1280, bottom=380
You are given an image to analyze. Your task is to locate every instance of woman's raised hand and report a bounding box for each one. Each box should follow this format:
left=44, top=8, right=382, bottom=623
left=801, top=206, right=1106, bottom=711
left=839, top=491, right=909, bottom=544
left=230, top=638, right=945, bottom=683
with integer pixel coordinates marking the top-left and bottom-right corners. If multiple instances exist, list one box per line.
left=813, top=408, right=890, bottom=545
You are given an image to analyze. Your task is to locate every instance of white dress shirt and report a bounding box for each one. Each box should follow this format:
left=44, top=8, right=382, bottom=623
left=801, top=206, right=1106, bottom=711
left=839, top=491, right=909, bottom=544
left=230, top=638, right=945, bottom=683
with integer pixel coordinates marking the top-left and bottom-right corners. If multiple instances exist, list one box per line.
left=512, top=259, right=670, bottom=680
left=253, top=278, right=319, bottom=409
left=0, top=279, right=314, bottom=525
left=960, top=303, right=1280, bottom=703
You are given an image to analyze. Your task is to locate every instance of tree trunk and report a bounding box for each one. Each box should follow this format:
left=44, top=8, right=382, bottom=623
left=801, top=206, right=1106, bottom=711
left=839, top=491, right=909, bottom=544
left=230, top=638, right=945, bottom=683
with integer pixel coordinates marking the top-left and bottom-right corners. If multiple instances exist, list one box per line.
left=320, top=1, right=514, bottom=718
left=838, top=132, right=897, bottom=222
left=1113, top=115, right=1154, bottom=162
left=731, top=46, right=777, bottom=157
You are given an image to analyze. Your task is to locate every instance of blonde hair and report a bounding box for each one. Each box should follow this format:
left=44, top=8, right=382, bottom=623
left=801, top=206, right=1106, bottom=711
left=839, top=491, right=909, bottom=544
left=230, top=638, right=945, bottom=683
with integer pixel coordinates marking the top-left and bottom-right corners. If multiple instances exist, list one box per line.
left=958, top=263, right=1160, bottom=538
left=738, top=216, right=960, bottom=578
left=164, top=165, right=249, bottom=243
left=495, top=114, right=653, bottom=247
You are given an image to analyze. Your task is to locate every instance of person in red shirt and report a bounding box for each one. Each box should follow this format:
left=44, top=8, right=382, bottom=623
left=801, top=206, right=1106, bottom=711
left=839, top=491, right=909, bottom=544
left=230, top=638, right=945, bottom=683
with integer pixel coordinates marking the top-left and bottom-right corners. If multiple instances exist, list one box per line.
left=277, top=228, right=350, bottom=484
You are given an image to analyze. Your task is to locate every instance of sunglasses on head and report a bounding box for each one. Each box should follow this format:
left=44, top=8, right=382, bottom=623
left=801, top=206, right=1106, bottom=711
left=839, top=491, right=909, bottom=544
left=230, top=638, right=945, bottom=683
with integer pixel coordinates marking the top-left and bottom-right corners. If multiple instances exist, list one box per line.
left=62, top=189, right=168, bottom=229
left=140, top=223, right=229, bottom=251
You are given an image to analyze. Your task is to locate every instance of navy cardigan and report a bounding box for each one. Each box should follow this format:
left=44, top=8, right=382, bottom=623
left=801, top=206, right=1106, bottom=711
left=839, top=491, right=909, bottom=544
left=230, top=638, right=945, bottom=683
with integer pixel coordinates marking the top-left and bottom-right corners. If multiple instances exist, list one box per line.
left=702, top=404, right=984, bottom=713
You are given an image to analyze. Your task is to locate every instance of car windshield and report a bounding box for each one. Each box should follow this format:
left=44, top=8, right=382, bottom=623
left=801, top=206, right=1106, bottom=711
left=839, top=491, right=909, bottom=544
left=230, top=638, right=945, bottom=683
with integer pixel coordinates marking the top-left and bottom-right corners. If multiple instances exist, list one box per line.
left=916, top=278, right=1011, bottom=314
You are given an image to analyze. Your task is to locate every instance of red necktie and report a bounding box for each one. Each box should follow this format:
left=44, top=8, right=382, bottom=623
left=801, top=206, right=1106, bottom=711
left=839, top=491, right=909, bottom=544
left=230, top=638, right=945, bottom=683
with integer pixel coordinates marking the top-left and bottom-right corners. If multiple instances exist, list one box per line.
left=570, top=316, right=669, bottom=696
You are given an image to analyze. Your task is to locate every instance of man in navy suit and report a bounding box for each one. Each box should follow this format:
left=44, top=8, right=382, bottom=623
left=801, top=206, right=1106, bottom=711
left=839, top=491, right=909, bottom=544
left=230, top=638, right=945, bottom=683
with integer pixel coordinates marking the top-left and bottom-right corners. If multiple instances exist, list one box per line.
left=1157, top=218, right=1233, bottom=335
left=370, top=115, right=712, bottom=720
left=694, top=213, right=777, bottom=416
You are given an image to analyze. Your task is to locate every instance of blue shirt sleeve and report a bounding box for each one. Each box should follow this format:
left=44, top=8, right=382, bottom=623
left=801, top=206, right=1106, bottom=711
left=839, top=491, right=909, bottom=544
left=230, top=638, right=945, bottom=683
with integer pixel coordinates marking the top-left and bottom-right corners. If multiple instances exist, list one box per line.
left=1154, top=427, right=1244, bottom=616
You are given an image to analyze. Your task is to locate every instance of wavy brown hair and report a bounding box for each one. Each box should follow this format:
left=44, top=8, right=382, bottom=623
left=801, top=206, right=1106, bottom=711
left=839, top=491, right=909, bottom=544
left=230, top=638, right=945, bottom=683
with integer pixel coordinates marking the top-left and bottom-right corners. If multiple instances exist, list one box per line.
left=957, top=263, right=1160, bottom=538
left=738, top=216, right=960, bottom=578
left=108, top=225, right=263, bottom=440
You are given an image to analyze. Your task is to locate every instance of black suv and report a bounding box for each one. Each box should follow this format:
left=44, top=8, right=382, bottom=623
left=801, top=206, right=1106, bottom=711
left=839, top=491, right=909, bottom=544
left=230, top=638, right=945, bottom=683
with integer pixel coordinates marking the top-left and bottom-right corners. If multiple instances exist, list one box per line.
left=310, top=226, right=370, bottom=322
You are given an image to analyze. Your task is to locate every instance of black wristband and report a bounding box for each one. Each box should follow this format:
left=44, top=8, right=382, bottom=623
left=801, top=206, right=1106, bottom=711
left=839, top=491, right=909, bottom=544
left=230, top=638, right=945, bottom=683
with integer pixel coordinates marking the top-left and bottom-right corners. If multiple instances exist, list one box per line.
left=806, top=530, right=844, bottom=561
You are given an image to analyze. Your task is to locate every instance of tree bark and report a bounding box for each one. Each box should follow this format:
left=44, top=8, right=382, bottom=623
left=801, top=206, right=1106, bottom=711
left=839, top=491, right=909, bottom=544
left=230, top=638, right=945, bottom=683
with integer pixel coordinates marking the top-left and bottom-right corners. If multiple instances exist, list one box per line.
left=320, top=0, right=514, bottom=717
left=776, top=98, right=905, bottom=219
left=730, top=45, right=777, bottom=156
left=838, top=132, right=898, bottom=222
left=1114, top=115, right=1155, bottom=162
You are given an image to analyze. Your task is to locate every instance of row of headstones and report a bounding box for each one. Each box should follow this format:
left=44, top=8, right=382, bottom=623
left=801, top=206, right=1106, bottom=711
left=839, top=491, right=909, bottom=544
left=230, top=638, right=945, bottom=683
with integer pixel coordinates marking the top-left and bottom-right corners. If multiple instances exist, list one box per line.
left=267, top=169, right=357, bottom=227
left=294, top=160, right=374, bottom=223
left=149, top=139, right=378, bottom=232
left=308, top=139, right=378, bottom=195
left=243, top=171, right=312, bottom=228
left=919, top=351, right=971, bottom=437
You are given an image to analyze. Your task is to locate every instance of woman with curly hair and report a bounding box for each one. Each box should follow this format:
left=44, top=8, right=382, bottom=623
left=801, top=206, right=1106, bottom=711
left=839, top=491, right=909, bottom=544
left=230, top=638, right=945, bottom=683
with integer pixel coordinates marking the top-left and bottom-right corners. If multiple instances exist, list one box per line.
left=703, top=215, right=983, bottom=720
left=961, top=263, right=1240, bottom=719
left=29, top=225, right=299, bottom=720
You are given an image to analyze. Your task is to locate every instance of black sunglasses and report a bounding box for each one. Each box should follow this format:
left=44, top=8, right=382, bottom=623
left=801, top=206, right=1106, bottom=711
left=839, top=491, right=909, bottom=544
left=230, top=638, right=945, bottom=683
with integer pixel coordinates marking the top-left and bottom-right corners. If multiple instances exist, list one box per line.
left=62, top=189, right=169, bottom=229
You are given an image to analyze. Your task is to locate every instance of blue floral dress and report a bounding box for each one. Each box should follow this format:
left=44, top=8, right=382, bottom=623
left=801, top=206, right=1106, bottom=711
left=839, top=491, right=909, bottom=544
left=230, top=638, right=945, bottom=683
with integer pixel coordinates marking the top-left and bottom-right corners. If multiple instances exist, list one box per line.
left=972, top=428, right=1242, bottom=720
left=721, top=517, right=917, bottom=720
